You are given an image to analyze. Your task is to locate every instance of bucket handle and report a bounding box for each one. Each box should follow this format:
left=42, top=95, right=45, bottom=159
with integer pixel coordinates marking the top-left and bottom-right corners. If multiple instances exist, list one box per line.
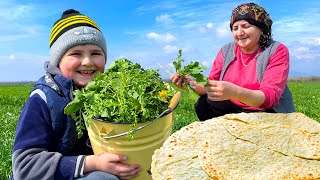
left=100, top=91, right=181, bottom=140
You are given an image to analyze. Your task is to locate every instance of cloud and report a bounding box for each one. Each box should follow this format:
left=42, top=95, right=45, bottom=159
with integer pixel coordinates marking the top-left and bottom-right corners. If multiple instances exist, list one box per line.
left=297, top=47, right=309, bottom=53
left=273, top=9, right=320, bottom=45
left=274, top=20, right=305, bottom=33
left=0, top=1, right=54, bottom=44
left=287, top=41, right=320, bottom=62
left=0, top=53, right=47, bottom=64
left=123, top=30, right=138, bottom=35
left=199, top=22, right=214, bottom=33
left=206, top=22, right=213, bottom=29
left=313, top=38, right=320, bottom=45
left=147, top=32, right=176, bottom=42
left=0, top=3, right=34, bottom=20
left=156, top=13, right=174, bottom=25
left=306, top=37, right=320, bottom=46
left=163, top=45, right=178, bottom=54
left=9, top=54, right=15, bottom=60
left=216, top=21, right=230, bottom=38
left=271, top=9, right=320, bottom=65
left=181, top=21, right=202, bottom=29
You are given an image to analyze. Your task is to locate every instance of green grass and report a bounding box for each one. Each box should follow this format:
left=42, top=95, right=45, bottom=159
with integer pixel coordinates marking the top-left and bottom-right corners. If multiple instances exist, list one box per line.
left=0, top=84, right=34, bottom=179
left=0, top=82, right=319, bottom=179
left=288, top=82, right=320, bottom=120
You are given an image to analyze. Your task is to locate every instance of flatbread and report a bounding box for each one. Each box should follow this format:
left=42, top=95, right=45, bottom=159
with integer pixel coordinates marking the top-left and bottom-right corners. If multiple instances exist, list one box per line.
left=224, top=120, right=320, bottom=160
left=151, top=112, right=320, bottom=179
left=151, top=118, right=226, bottom=180
left=199, top=131, right=320, bottom=179
left=223, top=112, right=320, bottom=138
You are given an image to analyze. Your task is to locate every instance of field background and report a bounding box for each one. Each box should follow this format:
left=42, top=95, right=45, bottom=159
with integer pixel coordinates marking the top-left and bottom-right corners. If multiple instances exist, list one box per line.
left=1, top=82, right=319, bottom=179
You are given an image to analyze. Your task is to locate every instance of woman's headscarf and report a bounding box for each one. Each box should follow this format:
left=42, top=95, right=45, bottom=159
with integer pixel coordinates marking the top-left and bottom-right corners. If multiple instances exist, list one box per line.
left=230, top=3, right=273, bottom=49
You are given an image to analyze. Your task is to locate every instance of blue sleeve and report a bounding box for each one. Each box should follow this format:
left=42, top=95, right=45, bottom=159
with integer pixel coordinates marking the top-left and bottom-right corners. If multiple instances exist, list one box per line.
left=12, top=94, right=78, bottom=180
left=13, top=94, right=53, bottom=151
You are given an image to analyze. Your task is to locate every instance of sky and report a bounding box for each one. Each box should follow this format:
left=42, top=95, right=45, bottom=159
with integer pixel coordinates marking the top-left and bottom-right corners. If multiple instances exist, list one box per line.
left=1, top=0, right=320, bottom=82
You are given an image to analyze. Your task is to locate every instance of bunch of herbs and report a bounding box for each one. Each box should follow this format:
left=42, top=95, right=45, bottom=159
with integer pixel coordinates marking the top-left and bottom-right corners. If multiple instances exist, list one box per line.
left=173, top=50, right=207, bottom=92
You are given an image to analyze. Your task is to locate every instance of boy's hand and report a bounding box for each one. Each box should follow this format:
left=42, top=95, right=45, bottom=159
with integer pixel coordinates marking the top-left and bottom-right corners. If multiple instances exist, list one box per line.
left=84, top=153, right=141, bottom=179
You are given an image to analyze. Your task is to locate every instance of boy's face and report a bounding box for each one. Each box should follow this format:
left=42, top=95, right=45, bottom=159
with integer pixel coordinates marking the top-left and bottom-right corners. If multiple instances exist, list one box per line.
left=59, top=44, right=106, bottom=88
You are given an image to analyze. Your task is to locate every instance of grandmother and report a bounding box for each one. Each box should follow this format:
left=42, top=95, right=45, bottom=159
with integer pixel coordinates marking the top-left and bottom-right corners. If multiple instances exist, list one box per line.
left=171, top=2, right=295, bottom=121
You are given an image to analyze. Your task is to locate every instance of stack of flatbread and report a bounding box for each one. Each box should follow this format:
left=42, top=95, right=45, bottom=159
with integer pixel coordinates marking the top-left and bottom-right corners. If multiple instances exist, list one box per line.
left=151, top=112, right=320, bottom=179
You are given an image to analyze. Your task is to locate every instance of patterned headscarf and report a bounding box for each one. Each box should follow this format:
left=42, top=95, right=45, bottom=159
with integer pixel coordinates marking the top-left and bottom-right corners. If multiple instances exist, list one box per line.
left=230, top=3, right=273, bottom=49
left=230, top=3, right=272, bottom=30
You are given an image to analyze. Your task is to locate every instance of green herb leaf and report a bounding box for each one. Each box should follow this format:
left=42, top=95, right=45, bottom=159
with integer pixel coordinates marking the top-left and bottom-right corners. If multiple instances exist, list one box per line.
left=173, top=49, right=183, bottom=71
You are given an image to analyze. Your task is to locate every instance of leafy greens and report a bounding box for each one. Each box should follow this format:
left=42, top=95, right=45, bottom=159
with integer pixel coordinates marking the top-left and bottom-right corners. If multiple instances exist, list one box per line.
left=173, top=50, right=208, bottom=90
left=64, top=58, right=176, bottom=139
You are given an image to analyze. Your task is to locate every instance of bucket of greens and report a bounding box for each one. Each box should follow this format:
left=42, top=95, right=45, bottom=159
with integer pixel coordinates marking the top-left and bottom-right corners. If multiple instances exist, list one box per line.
left=64, top=58, right=179, bottom=180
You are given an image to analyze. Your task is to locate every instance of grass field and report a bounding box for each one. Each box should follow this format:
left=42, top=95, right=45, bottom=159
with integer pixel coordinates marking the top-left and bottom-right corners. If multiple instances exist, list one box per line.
left=0, top=82, right=319, bottom=179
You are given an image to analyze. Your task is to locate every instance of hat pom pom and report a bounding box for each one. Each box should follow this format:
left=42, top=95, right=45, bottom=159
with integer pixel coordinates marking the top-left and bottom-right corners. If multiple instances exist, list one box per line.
left=62, top=9, right=80, bottom=17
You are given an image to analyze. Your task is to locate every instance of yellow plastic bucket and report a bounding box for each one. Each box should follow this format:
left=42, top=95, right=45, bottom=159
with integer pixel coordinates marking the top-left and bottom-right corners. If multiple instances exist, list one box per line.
left=86, top=92, right=181, bottom=180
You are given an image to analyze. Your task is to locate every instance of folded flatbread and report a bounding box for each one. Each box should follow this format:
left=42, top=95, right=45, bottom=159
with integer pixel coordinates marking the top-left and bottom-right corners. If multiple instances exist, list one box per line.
left=151, top=118, right=226, bottom=179
left=224, top=112, right=320, bottom=138
left=224, top=119, right=320, bottom=160
left=199, top=131, right=320, bottom=179
left=151, top=112, right=320, bottom=180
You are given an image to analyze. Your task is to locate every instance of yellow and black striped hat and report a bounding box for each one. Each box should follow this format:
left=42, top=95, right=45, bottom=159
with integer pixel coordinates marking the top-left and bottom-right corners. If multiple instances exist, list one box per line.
left=50, top=9, right=107, bottom=67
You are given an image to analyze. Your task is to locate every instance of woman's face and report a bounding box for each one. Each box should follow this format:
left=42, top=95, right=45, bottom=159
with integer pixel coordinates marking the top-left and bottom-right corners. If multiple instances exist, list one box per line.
left=59, top=44, right=106, bottom=88
left=232, top=20, right=262, bottom=53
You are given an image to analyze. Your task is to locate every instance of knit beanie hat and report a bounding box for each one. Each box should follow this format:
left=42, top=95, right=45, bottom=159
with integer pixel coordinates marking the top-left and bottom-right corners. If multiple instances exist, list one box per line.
left=49, top=9, right=107, bottom=67
left=230, top=3, right=272, bottom=31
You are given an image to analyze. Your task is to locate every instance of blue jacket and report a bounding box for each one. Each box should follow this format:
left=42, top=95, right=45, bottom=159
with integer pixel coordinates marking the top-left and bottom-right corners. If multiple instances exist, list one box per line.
left=12, top=65, right=92, bottom=180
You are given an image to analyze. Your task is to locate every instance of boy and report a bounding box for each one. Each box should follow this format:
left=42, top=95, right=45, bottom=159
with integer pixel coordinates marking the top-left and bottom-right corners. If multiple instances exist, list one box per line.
left=11, top=9, right=140, bottom=180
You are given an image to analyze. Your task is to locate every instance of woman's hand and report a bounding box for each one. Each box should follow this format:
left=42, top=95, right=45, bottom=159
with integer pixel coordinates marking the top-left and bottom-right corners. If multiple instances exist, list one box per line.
left=204, top=80, right=237, bottom=101
left=84, top=152, right=141, bottom=180
left=170, top=73, right=196, bottom=90
left=204, top=80, right=265, bottom=107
